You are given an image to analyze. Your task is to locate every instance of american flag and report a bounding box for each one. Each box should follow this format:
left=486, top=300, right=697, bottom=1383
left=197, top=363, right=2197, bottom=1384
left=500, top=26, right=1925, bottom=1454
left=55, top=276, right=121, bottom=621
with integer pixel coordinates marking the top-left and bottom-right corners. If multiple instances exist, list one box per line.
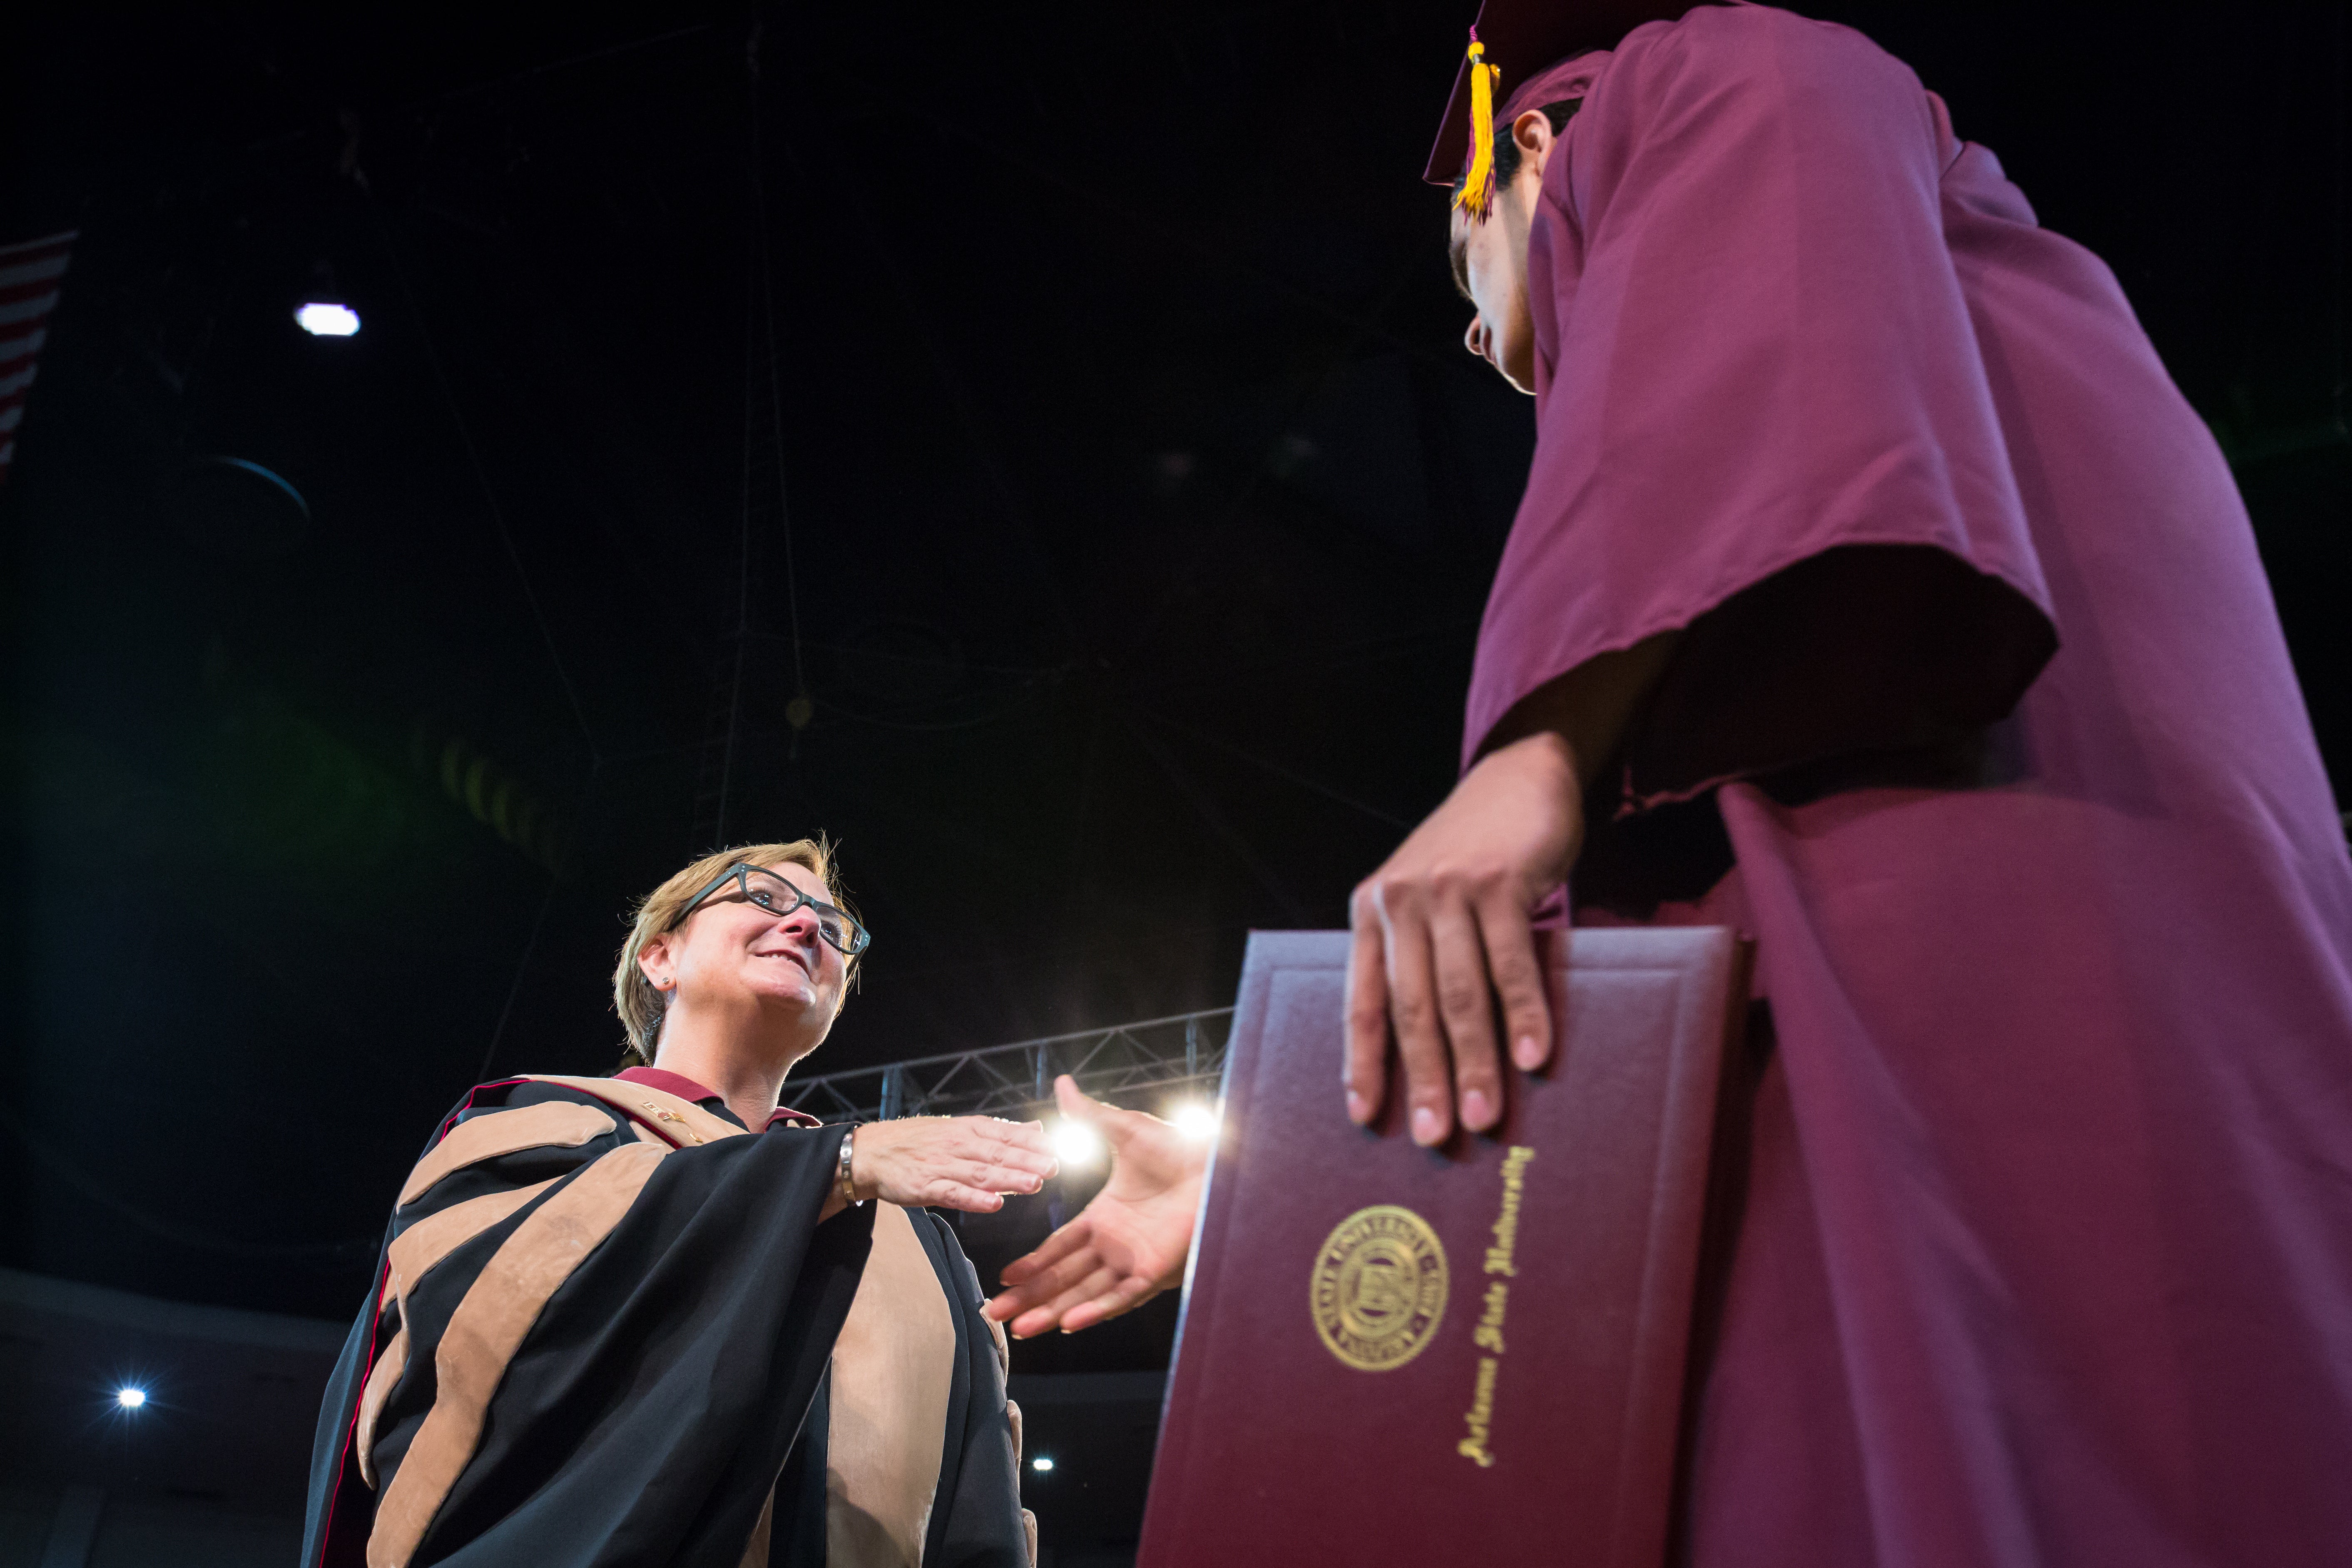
left=0, top=228, right=77, bottom=489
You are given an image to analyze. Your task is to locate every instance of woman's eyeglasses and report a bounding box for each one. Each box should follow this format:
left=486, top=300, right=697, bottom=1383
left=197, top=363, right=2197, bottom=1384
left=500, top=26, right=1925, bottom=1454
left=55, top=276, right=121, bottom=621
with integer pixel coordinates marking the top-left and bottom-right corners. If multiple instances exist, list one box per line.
left=668, top=864, right=870, bottom=956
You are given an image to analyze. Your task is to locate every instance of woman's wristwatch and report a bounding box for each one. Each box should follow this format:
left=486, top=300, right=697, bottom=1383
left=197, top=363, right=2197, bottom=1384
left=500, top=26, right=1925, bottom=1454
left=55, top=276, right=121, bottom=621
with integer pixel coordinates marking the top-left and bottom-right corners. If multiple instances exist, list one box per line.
left=837, top=1127, right=864, bottom=1207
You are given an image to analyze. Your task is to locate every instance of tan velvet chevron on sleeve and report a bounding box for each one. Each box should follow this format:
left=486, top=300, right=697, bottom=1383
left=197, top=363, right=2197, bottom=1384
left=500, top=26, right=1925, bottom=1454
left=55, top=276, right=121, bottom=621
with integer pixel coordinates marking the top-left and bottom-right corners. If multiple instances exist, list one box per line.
left=367, top=1141, right=667, bottom=1568
left=824, top=1203, right=956, bottom=1568
left=1006, top=1399, right=1035, bottom=1565
left=359, top=1180, right=567, bottom=1486
left=380, top=1179, right=563, bottom=1309
left=355, top=1324, right=407, bottom=1490
left=520, top=1074, right=748, bottom=1149
left=397, top=1101, right=617, bottom=1207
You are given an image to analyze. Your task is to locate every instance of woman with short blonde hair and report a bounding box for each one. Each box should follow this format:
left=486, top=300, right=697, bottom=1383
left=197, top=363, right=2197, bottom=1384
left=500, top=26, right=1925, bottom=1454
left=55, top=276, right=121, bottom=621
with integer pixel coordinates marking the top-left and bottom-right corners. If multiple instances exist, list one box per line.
left=614, top=839, right=857, bottom=1059
left=304, top=837, right=1051, bottom=1568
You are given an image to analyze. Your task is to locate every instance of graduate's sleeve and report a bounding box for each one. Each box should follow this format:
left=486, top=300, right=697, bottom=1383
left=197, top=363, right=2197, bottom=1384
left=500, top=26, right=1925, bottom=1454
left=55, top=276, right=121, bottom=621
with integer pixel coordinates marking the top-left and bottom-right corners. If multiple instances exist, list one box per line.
left=299, top=1078, right=872, bottom=1568
left=908, top=1211, right=1036, bottom=1568
left=1464, top=5, right=2058, bottom=806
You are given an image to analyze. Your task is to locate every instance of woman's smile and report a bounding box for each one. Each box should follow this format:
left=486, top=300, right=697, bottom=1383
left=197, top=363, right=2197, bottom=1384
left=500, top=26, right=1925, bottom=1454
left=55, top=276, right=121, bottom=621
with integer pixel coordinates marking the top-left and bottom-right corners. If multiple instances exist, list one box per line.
left=753, top=944, right=816, bottom=978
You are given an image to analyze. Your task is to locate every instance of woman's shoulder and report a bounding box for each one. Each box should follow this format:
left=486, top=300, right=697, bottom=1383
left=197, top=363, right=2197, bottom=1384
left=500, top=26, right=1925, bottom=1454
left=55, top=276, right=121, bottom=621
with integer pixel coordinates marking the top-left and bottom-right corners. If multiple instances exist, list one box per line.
left=406, top=1073, right=667, bottom=1175
left=450, top=1072, right=757, bottom=1150
left=433, top=1073, right=617, bottom=1127
left=393, top=1075, right=637, bottom=1215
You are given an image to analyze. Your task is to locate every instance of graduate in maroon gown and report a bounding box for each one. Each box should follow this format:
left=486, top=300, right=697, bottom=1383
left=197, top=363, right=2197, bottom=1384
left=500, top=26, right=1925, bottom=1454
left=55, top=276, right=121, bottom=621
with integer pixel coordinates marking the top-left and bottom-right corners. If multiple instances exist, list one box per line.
left=991, top=4, right=2352, bottom=1562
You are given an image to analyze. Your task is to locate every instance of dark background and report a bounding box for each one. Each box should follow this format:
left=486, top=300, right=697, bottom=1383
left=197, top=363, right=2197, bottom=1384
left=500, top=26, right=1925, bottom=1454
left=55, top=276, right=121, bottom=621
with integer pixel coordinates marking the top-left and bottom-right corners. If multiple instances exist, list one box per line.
left=2, top=0, right=2344, bottom=1389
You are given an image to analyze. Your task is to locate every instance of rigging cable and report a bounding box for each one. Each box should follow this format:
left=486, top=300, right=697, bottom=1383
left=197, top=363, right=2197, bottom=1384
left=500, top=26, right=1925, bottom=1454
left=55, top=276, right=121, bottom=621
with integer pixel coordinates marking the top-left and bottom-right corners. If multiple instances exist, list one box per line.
left=365, top=199, right=602, bottom=762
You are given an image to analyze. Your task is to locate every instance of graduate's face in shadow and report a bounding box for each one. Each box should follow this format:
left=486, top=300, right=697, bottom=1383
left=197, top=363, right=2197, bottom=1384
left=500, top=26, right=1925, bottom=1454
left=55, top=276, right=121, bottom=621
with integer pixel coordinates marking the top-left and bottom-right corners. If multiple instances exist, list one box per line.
left=1451, top=111, right=1557, bottom=396
left=643, top=861, right=848, bottom=1045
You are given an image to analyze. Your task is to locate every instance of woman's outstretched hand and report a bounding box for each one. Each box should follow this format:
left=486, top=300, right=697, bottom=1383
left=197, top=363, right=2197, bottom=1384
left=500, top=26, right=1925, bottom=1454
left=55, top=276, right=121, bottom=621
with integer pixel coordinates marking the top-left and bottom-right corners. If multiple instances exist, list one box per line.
left=983, top=1077, right=1207, bottom=1338
left=843, top=1114, right=1058, bottom=1214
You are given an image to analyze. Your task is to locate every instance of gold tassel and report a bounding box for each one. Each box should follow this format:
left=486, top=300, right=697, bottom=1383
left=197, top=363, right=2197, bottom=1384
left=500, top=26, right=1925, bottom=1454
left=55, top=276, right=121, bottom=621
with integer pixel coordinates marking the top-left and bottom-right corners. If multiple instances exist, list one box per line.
left=1452, top=34, right=1503, bottom=220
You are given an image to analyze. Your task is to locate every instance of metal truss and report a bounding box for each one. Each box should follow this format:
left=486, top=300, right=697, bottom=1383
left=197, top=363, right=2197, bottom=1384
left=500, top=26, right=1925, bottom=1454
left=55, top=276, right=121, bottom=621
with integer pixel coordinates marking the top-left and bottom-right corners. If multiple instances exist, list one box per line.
left=781, top=1007, right=1234, bottom=1124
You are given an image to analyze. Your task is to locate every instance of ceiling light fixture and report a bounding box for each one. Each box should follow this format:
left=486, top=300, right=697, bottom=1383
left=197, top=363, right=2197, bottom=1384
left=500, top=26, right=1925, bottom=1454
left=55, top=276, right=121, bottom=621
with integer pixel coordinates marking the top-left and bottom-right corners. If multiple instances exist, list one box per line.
left=295, top=302, right=360, bottom=336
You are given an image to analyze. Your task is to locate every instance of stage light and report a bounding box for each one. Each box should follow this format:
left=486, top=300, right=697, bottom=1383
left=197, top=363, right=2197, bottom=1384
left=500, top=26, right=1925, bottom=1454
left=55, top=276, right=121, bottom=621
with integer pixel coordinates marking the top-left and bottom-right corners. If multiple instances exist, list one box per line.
left=115, top=1386, right=146, bottom=1410
left=1050, top=1120, right=1103, bottom=1169
left=296, top=303, right=360, bottom=337
left=1169, top=1100, right=1220, bottom=1142
left=1031, top=1457, right=1054, bottom=1473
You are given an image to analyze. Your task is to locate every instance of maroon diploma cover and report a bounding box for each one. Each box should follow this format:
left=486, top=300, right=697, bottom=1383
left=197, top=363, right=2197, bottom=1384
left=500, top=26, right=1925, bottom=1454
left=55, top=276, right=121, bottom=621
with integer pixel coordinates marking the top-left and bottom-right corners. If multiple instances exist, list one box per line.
left=1138, top=928, right=1750, bottom=1566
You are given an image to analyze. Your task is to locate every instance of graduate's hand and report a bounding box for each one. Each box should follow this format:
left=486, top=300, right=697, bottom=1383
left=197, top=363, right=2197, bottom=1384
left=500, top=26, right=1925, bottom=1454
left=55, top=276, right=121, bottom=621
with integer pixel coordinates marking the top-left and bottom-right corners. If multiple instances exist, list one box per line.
left=1347, top=730, right=1582, bottom=1145
left=847, top=1115, right=1059, bottom=1213
left=983, top=1077, right=1205, bottom=1337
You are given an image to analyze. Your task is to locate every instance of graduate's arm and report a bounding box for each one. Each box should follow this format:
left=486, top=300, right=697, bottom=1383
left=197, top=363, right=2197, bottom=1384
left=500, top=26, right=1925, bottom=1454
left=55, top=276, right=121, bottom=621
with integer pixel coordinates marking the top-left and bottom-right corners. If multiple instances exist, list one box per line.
left=983, top=643, right=1683, bottom=1343
left=1346, top=632, right=1680, bottom=1146
left=984, top=1077, right=1202, bottom=1338
left=1480, top=631, right=1683, bottom=789
left=983, top=638, right=1685, bottom=1342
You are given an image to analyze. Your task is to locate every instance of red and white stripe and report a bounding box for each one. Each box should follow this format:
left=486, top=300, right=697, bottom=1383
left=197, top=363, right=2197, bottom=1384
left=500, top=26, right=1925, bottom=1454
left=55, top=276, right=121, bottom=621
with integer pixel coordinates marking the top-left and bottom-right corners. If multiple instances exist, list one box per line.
left=0, top=229, right=78, bottom=488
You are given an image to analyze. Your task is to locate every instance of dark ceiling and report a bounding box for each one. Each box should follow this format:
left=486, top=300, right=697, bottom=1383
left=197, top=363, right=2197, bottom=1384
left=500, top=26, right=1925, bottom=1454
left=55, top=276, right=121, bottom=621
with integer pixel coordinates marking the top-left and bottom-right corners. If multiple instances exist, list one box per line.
left=2, top=0, right=2345, bottom=1361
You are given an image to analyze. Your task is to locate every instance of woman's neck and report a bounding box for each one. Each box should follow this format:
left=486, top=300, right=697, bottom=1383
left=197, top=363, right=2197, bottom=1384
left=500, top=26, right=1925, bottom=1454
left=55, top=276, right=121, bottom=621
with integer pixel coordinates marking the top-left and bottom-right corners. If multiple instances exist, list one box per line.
left=650, top=1003, right=813, bottom=1130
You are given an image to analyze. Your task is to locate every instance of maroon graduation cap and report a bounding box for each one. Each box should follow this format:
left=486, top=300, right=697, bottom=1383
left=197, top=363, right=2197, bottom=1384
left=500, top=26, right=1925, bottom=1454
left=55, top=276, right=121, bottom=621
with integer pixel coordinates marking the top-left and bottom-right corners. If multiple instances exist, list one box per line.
left=1424, top=0, right=1707, bottom=203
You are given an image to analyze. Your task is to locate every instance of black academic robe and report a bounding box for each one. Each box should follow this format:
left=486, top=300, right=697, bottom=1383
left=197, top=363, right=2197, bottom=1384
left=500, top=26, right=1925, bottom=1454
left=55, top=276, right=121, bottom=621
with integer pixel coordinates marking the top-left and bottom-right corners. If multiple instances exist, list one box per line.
left=300, top=1073, right=1031, bottom=1568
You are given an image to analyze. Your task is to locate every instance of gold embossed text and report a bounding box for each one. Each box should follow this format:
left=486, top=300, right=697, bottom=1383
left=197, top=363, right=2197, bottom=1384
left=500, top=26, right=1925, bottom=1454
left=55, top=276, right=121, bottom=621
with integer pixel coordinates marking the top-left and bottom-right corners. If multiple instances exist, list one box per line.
left=1483, top=1145, right=1535, bottom=1277
left=1458, top=1356, right=1499, bottom=1468
left=1458, top=1146, right=1535, bottom=1468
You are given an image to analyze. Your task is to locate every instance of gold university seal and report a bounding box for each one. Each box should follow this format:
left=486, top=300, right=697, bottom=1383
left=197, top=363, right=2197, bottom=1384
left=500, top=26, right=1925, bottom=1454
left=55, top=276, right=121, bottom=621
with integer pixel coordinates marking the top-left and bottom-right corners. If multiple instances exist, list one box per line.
left=1309, top=1205, right=1449, bottom=1371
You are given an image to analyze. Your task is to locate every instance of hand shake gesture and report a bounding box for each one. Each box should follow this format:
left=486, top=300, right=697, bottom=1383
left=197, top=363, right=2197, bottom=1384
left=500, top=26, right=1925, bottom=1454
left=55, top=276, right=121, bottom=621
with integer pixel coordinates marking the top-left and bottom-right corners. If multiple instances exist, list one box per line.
left=983, top=1077, right=1207, bottom=1338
